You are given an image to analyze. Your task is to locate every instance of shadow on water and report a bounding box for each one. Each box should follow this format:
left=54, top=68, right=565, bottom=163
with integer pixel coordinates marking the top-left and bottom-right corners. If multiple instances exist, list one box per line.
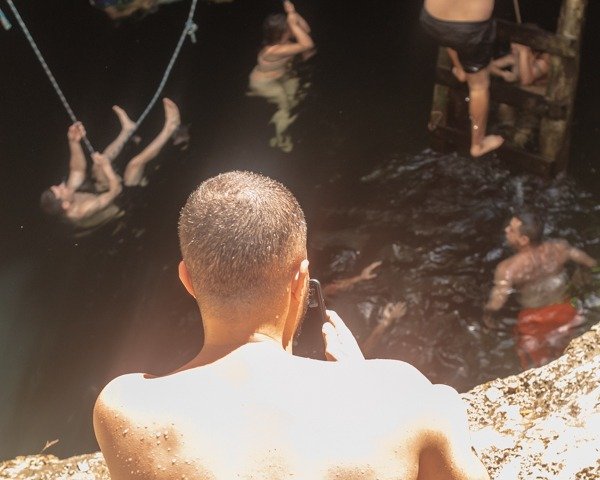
left=0, top=0, right=599, bottom=462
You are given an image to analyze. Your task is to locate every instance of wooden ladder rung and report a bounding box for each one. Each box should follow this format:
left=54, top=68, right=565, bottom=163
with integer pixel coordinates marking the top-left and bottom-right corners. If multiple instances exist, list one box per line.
left=434, top=66, right=568, bottom=119
left=495, top=20, right=577, bottom=58
left=431, top=125, right=556, bottom=176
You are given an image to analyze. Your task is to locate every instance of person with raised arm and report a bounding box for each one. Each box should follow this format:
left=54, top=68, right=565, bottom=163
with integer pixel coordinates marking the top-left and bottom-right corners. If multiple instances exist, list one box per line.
left=248, top=1, right=315, bottom=152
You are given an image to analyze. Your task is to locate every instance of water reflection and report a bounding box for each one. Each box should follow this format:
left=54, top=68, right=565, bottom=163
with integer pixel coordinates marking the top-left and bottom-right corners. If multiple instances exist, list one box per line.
left=303, top=151, right=600, bottom=391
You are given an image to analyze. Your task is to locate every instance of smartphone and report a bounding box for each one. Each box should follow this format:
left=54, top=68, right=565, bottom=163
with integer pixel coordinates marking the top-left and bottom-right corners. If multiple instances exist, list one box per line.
left=294, top=278, right=328, bottom=359
left=308, top=278, right=328, bottom=325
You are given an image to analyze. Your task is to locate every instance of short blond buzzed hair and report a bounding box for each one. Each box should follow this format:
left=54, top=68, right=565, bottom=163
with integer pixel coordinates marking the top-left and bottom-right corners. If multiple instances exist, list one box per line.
left=178, top=171, right=307, bottom=305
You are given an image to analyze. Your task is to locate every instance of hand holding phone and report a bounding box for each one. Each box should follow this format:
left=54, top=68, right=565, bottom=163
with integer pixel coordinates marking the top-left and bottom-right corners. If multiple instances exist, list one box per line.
left=322, top=310, right=365, bottom=362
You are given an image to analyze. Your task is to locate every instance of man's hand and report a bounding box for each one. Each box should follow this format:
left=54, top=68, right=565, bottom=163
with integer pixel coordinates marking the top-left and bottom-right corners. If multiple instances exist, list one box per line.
left=67, top=122, right=86, bottom=143
left=92, top=152, right=110, bottom=166
left=283, top=0, right=295, bottom=14
left=359, top=260, right=382, bottom=281
left=380, top=301, right=407, bottom=327
left=322, top=310, right=365, bottom=362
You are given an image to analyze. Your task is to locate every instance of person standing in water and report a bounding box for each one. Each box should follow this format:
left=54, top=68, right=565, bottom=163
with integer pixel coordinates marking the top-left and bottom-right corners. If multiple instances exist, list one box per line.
left=484, top=210, right=597, bottom=368
left=248, top=1, right=314, bottom=153
left=420, top=0, right=504, bottom=157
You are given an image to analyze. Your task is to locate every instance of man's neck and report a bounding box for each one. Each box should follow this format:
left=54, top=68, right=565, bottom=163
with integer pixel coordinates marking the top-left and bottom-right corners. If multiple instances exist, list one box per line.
left=177, top=331, right=287, bottom=371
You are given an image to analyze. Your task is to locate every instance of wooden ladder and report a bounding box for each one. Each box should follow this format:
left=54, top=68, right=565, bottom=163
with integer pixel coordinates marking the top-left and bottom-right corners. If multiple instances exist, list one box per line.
left=428, top=0, right=588, bottom=176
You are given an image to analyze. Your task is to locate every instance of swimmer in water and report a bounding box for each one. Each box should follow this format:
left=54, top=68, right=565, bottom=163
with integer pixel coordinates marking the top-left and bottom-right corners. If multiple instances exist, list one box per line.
left=484, top=210, right=597, bottom=368
left=90, top=0, right=184, bottom=21
left=40, top=98, right=181, bottom=228
left=248, top=0, right=314, bottom=153
left=420, top=0, right=504, bottom=157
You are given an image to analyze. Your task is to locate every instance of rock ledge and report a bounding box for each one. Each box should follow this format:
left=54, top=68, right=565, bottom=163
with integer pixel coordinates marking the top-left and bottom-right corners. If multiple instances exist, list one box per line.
left=2, top=324, right=599, bottom=479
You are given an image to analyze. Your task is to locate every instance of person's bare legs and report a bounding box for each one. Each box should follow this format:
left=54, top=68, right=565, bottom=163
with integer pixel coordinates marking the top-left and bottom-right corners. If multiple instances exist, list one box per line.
left=92, top=106, right=136, bottom=189
left=466, top=68, right=504, bottom=157
left=447, top=48, right=467, bottom=83
left=490, top=53, right=518, bottom=82
left=123, top=98, right=180, bottom=186
left=103, top=106, right=136, bottom=161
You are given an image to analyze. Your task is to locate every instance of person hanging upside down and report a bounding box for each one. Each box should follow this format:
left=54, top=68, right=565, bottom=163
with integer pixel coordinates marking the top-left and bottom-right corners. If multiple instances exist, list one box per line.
left=247, top=0, right=314, bottom=153
left=40, top=98, right=181, bottom=228
left=420, top=0, right=504, bottom=157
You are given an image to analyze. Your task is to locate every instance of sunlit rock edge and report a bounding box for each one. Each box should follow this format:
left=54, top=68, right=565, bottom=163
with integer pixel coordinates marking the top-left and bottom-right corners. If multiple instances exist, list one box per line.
left=1, top=323, right=599, bottom=480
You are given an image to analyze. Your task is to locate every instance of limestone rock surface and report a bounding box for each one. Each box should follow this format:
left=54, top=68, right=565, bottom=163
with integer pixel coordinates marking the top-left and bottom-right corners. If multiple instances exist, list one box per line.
left=1, top=324, right=599, bottom=479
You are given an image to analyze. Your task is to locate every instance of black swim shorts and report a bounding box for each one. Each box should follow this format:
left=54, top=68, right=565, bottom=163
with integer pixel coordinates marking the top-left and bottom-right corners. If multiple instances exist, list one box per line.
left=420, top=8, right=496, bottom=73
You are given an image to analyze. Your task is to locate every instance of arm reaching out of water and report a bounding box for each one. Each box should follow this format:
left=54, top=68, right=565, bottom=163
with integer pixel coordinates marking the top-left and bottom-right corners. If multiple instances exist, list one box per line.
left=323, top=260, right=383, bottom=296
left=361, top=301, right=407, bottom=357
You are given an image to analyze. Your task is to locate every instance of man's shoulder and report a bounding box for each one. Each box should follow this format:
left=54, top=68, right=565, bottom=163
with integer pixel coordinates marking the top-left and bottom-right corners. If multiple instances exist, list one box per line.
left=494, top=256, right=514, bottom=277
left=542, top=239, right=570, bottom=251
left=94, top=373, right=149, bottom=417
left=346, top=359, right=433, bottom=393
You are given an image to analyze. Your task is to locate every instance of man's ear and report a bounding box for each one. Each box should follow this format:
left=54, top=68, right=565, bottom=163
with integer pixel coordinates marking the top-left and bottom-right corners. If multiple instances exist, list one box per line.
left=178, top=260, right=196, bottom=298
left=282, top=258, right=309, bottom=352
left=291, top=259, right=309, bottom=301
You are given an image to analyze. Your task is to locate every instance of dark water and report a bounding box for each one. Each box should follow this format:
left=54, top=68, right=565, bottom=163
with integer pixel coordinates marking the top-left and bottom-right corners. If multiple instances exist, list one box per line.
left=1, top=0, right=599, bottom=461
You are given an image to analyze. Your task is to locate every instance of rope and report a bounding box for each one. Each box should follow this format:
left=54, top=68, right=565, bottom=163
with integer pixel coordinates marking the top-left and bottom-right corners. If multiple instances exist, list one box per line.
left=0, top=6, right=11, bottom=30
left=5, top=0, right=199, bottom=153
left=513, top=0, right=522, bottom=24
left=5, top=0, right=95, bottom=153
left=128, top=0, right=198, bottom=140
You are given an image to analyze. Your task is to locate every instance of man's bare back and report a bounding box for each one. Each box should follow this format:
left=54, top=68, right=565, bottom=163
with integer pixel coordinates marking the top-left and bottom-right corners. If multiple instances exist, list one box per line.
left=94, top=171, right=489, bottom=480
left=95, top=343, right=483, bottom=479
left=424, top=0, right=495, bottom=22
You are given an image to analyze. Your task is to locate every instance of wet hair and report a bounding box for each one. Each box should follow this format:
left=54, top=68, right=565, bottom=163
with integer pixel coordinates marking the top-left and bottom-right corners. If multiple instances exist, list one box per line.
left=514, top=210, right=544, bottom=244
left=262, top=14, right=288, bottom=46
left=40, top=189, right=65, bottom=216
left=178, top=171, right=307, bottom=307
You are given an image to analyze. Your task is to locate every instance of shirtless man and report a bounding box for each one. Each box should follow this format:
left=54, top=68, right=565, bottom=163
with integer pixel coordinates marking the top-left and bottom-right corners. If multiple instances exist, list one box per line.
left=421, top=0, right=504, bottom=157
left=485, top=211, right=597, bottom=367
left=40, top=98, right=180, bottom=228
left=94, top=171, right=489, bottom=480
